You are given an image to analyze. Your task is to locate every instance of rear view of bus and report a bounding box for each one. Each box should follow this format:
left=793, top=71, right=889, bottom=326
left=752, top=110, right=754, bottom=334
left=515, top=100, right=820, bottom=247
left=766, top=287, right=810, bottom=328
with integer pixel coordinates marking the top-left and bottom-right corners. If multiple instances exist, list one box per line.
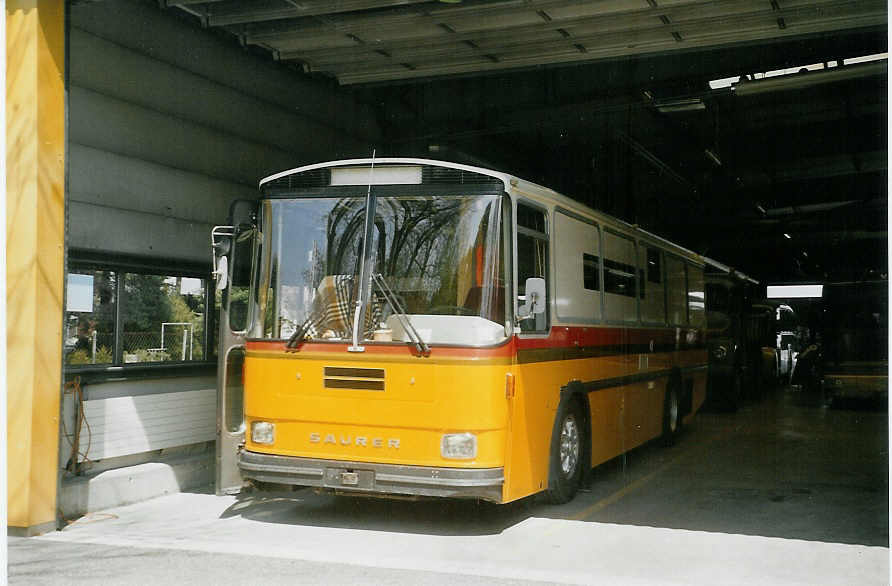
left=216, top=160, right=514, bottom=502
left=821, top=281, right=888, bottom=405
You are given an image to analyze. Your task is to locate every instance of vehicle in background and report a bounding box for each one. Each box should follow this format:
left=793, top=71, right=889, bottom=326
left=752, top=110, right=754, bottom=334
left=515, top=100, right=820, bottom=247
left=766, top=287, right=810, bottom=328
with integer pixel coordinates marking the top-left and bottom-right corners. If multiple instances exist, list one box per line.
left=821, top=281, right=888, bottom=406
left=790, top=340, right=821, bottom=393
left=703, top=259, right=773, bottom=411
left=776, top=306, right=800, bottom=381
left=747, top=303, right=781, bottom=389
left=751, top=302, right=800, bottom=385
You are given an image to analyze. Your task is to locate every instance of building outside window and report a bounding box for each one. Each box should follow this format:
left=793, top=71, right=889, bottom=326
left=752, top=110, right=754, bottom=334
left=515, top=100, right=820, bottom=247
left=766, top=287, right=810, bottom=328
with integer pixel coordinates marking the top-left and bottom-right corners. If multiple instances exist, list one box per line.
left=64, top=264, right=214, bottom=368
left=64, top=270, right=117, bottom=365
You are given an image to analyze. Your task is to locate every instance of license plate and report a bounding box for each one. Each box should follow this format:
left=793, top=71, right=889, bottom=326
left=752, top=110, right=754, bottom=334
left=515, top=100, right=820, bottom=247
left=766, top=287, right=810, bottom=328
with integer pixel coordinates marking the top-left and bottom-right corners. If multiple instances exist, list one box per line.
left=324, top=468, right=374, bottom=489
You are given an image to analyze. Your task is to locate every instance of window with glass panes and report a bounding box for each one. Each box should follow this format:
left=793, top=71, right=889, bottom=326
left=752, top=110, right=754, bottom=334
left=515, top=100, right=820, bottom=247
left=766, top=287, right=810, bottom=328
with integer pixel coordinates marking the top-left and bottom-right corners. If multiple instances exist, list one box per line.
left=64, top=265, right=213, bottom=368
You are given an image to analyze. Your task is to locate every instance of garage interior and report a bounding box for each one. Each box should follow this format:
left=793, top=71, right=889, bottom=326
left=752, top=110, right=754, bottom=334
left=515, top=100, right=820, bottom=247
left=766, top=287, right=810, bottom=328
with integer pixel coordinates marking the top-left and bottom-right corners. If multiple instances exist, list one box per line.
left=160, top=0, right=887, bottom=283
left=7, top=0, right=888, bottom=574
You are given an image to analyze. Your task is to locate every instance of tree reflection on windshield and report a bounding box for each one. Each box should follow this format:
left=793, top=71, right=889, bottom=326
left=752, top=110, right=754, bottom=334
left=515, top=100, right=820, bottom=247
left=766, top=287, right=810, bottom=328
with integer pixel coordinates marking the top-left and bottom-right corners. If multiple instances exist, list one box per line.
left=258, top=193, right=504, bottom=342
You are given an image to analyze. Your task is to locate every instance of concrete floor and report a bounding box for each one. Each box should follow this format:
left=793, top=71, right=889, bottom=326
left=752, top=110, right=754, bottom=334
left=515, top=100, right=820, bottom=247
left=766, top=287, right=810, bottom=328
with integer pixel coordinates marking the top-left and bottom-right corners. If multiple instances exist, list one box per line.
left=9, top=387, right=889, bottom=585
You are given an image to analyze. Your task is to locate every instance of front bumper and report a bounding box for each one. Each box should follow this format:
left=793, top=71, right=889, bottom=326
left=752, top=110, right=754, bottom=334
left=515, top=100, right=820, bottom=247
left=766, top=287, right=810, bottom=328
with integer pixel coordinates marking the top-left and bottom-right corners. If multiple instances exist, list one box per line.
left=239, top=450, right=505, bottom=503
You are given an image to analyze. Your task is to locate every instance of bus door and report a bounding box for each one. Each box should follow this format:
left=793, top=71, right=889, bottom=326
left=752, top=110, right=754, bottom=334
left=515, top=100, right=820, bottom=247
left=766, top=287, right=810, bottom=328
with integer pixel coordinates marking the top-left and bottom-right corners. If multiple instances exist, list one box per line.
left=213, top=201, right=256, bottom=495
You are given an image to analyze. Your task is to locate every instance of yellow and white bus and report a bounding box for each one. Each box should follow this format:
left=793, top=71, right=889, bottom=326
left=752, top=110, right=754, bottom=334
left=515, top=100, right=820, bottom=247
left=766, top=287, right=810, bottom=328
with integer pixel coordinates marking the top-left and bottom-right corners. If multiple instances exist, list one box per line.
left=213, top=158, right=707, bottom=504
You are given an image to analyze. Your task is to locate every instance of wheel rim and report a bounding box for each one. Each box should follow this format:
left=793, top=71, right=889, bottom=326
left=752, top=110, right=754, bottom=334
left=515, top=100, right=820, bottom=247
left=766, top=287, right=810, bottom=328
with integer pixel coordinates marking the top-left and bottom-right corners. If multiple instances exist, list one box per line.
left=559, top=414, right=580, bottom=477
left=668, top=390, right=679, bottom=432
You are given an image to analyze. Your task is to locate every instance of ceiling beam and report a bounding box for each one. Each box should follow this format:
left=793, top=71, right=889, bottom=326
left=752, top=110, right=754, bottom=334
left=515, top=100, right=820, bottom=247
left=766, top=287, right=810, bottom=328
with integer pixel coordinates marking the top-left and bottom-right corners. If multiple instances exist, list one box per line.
left=332, top=17, right=886, bottom=83
left=733, top=60, right=887, bottom=96
left=243, top=0, right=709, bottom=43
left=205, top=0, right=433, bottom=27
left=161, top=0, right=226, bottom=6
left=273, top=0, right=878, bottom=61
left=164, top=0, right=885, bottom=85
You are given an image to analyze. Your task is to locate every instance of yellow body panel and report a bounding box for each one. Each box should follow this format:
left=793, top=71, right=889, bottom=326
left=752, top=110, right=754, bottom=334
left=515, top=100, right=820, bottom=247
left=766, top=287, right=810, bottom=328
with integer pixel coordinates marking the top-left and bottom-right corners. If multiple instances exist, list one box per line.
left=244, top=347, right=706, bottom=503
left=245, top=353, right=511, bottom=469
left=825, top=374, right=889, bottom=397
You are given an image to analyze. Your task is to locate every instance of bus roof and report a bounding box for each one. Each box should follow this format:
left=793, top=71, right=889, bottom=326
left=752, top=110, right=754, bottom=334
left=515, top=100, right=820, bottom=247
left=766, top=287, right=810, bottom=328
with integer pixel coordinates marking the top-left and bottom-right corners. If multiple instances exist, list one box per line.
left=260, top=158, right=705, bottom=265
left=259, top=157, right=513, bottom=189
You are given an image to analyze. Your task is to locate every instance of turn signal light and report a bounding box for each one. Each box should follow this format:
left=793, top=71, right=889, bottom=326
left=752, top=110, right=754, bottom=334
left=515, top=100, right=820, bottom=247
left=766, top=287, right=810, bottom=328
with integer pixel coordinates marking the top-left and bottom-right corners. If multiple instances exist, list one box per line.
left=441, top=433, right=477, bottom=459
left=251, top=421, right=275, bottom=445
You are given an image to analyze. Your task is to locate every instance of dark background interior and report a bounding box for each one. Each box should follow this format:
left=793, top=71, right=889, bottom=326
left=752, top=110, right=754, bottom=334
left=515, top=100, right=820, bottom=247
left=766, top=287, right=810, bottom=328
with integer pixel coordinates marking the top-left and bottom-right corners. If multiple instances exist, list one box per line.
left=163, top=0, right=887, bottom=285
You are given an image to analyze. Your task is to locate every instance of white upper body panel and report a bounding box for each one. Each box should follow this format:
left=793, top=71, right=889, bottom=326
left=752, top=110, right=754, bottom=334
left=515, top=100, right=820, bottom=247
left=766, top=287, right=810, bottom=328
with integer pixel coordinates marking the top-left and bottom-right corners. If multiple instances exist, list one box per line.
left=262, top=158, right=707, bottom=331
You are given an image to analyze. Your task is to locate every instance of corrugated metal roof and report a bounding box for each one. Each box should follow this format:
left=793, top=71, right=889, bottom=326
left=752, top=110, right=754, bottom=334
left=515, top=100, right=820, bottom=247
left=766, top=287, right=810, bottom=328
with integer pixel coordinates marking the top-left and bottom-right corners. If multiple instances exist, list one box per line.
left=164, top=0, right=886, bottom=84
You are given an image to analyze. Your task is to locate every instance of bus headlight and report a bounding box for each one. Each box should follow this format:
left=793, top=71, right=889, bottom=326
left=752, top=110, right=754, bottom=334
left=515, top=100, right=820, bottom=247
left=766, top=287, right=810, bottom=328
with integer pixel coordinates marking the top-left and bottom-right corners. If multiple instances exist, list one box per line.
left=441, top=433, right=477, bottom=459
left=251, top=421, right=275, bottom=445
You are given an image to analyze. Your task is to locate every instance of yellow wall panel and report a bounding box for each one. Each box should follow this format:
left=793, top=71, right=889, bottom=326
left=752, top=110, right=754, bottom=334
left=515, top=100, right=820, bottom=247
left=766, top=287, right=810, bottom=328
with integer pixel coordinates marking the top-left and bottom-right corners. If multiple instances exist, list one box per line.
left=7, top=0, right=65, bottom=534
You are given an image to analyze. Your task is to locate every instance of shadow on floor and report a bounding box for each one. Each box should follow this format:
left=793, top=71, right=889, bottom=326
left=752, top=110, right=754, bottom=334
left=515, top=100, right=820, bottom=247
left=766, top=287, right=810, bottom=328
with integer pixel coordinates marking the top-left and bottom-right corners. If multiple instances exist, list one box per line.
left=220, top=387, right=888, bottom=546
left=219, top=488, right=540, bottom=536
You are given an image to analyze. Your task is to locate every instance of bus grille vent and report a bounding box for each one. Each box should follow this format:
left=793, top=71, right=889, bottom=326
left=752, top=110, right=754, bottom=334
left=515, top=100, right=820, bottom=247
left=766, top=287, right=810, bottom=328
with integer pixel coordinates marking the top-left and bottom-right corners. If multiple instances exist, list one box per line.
left=265, top=168, right=331, bottom=190
left=264, top=165, right=502, bottom=193
left=323, top=367, right=385, bottom=391
left=421, top=166, right=503, bottom=185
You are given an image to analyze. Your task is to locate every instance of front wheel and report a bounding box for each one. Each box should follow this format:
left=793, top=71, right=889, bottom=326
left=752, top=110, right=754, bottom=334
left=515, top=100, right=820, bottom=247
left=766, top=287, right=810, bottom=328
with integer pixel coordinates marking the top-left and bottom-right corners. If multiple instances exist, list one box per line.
left=545, top=399, right=585, bottom=504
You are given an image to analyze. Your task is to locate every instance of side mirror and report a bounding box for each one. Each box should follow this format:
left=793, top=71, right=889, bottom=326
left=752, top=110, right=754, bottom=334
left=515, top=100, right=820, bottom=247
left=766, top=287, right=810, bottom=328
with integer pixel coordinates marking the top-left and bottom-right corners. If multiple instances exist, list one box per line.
left=211, top=225, right=235, bottom=292
left=213, top=255, right=229, bottom=291
left=518, top=277, right=546, bottom=319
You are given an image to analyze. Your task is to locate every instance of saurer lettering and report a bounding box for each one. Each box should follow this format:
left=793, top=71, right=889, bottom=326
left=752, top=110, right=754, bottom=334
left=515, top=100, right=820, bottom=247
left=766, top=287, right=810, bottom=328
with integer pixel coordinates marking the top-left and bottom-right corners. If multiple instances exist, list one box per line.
left=309, top=433, right=399, bottom=448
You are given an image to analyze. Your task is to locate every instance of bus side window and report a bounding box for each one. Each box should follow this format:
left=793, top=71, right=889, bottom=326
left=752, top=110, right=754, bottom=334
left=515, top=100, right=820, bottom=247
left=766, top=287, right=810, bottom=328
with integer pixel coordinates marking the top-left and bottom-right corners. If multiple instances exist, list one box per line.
left=517, top=203, right=549, bottom=332
left=665, top=256, right=687, bottom=326
left=687, top=264, right=705, bottom=328
left=603, top=230, right=637, bottom=323
left=640, top=246, right=666, bottom=324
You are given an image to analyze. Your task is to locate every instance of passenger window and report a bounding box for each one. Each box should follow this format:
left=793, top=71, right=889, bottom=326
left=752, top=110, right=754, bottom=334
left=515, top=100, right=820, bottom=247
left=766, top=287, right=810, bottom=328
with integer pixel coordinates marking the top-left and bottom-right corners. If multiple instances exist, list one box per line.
left=517, top=204, right=548, bottom=332
left=583, top=254, right=600, bottom=291
left=603, top=230, right=637, bottom=323
left=640, top=245, right=667, bottom=325
left=604, top=258, right=636, bottom=298
left=647, top=248, right=662, bottom=283
left=687, top=264, right=705, bottom=327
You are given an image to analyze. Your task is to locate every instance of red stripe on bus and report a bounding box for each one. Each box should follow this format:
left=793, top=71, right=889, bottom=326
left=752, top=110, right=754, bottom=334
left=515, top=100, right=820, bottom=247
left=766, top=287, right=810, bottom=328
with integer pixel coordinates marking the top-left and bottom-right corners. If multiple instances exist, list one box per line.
left=516, top=326, right=700, bottom=349
left=246, top=338, right=516, bottom=358
left=246, top=324, right=703, bottom=357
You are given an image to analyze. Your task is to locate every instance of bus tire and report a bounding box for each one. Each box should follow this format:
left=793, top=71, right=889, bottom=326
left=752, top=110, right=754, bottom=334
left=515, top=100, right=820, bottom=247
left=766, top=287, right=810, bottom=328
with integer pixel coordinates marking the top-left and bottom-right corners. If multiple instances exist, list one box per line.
left=662, top=380, right=682, bottom=446
left=725, top=373, right=741, bottom=413
left=545, top=398, right=585, bottom=504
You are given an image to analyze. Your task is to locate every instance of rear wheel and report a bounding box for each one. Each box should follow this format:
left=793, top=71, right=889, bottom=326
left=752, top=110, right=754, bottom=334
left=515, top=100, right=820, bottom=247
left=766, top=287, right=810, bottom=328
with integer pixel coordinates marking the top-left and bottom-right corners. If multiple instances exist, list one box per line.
left=662, top=381, right=682, bottom=446
left=727, top=372, right=741, bottom=412
left=545, top=399, right=585, bottom=504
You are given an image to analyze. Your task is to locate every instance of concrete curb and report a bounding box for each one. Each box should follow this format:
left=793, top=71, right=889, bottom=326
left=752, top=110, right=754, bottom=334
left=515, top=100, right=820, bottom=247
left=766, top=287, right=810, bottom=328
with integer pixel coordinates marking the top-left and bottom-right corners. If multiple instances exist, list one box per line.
left=59, top=453, right=213, bottom=521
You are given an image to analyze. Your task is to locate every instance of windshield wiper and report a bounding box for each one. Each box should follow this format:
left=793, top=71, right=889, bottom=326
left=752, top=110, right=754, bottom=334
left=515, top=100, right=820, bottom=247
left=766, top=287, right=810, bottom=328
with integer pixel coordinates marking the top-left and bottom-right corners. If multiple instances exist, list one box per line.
left=286, top=309, right=322, bottom=349
left=373, top=273, right=430, bottom=357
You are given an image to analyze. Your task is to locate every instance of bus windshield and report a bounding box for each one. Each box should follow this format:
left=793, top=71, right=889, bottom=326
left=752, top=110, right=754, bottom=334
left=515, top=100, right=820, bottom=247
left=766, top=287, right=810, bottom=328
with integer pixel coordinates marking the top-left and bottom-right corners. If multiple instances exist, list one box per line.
left=256, top=193, right=506, bottom=345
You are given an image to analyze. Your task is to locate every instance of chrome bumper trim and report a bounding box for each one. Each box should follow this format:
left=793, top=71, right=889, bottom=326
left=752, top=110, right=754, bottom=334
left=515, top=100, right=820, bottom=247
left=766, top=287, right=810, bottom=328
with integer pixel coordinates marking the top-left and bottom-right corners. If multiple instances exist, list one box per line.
left=239, top=450, right=504, bottom=502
